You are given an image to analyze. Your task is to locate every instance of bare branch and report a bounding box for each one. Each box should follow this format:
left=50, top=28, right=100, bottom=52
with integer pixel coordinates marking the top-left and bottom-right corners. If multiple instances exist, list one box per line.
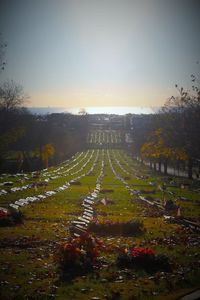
left=0, top=80, right=28, bottom=111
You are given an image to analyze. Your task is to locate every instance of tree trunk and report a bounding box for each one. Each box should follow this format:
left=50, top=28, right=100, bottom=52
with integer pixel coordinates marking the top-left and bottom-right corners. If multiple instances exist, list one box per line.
left=46, top=157, right=49, bottom=168
left=177, top=161, right=180, bottom=176
left=22, top=151, right=32, bottom=171
left=150, top=160, right=152, bottom=169
left=188, top=158, right=193, bottom=179
left=39, top=146, right=43, bottom=162
left=158, top=160, right=161, bottom=172
left=164, top=160, right=168, bottom=175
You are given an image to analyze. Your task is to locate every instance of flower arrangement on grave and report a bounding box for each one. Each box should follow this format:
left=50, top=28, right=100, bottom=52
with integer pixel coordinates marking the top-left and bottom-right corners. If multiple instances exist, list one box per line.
left=0, top=207, right=23, bottom=226
left=117, top=246, right=171, bottom=272
left=54, top=233, right=106, bottom=277
left=0, top=207, right=10, bottom=220
left=89, top=219, right=144, bottom=236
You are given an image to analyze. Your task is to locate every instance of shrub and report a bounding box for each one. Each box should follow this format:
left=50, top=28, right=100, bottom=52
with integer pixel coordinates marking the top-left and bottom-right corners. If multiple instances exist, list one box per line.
left=89, top=219, right=144, bottom=236
left=117, top=247, right=171, bottom=272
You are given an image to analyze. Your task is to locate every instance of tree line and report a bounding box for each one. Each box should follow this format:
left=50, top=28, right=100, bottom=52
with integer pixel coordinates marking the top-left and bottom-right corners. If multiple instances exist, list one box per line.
left=0, top=81, right=89, bottom=172
left=129, top=68, right=200, bottom=179
left=0, top=95, right=89, bottom=172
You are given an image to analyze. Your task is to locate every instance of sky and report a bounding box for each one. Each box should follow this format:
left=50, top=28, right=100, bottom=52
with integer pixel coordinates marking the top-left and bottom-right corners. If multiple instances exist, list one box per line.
left=0, top=0, right=200, bottom=111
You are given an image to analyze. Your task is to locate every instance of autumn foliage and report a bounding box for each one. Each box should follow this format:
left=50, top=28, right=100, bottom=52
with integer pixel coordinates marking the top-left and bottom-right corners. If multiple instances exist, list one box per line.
left=41, top=143, right=55, bottom=168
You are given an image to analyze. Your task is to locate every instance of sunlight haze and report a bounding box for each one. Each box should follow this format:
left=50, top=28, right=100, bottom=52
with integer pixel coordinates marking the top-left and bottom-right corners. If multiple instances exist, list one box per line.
left=0, top=0, right=199, bottom=109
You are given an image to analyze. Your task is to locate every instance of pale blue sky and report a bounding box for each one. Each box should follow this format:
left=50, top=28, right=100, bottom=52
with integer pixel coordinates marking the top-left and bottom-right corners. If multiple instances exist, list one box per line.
left=0, top=0, right=199, bottom=109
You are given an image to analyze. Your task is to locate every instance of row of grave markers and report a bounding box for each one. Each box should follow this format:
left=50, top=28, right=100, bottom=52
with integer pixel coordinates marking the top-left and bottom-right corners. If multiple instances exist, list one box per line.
left=112, top=150, right=150, bottom=181
left=70, top=150, right=105, bottom=237
left=0, top=150, right=88, bottom=196
left=88, top=130, right=121, bottom=144
left=109, top=151, right=200, bottom=232
left=109, top=150, right=165, bottom=207
left=0, top=151, right=96, bottom=197
left=0, top=150, right=85, bottom=182
left=8, top=150, right=99, bottom=210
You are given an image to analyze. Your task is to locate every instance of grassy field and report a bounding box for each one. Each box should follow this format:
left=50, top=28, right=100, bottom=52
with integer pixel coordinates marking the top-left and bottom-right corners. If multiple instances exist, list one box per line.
left=0, top=140, right=200, bottom=299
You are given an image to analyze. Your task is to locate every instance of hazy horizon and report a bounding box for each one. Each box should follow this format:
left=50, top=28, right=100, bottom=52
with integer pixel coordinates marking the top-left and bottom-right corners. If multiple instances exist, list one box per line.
left=27, top=106, right=157, bottom=115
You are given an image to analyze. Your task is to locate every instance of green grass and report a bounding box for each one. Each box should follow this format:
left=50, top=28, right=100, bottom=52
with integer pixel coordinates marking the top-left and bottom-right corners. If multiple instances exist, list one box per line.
left=0, top=147, right=200, bottom=299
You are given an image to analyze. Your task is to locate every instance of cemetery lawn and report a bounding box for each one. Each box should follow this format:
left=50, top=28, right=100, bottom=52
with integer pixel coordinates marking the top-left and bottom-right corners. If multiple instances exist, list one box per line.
left=0, top=149, right=200, bottom=300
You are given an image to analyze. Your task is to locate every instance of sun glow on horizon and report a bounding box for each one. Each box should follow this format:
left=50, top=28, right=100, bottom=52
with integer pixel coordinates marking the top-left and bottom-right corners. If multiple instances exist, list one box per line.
left=28, top=84, right=174, bottom=109
left=66, top=106, right=155, bottom=115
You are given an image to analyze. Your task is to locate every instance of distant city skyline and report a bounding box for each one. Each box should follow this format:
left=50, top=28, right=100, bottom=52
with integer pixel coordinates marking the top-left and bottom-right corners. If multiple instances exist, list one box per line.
left=0, top=0, right=200, bottom=109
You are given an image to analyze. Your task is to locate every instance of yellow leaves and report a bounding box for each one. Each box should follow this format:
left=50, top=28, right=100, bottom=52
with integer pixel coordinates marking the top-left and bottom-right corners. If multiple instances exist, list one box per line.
left=141, top=128, right=188, bottom=161
left=141, top=142, right=155, bottom=159
left=161, top=147, right=188, bottom=160
left=41, top=144, right=55, bottom=160
left=41, top=143, right=55, bottom=168
left=173, top=148, right=188, bottom=161
left=141, top=128, right=166, bottom=159
left=154, top=128, right=163, bottom=137
left=162, top=147, right=173, bottom=158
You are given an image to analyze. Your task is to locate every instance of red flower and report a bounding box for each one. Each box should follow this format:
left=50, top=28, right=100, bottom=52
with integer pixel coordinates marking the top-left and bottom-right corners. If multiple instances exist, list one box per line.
left=0, top=208, right=10, bottom=219
left=131, top=247, right=155, bottom=258
left=57, top=234, right=106, bottom=269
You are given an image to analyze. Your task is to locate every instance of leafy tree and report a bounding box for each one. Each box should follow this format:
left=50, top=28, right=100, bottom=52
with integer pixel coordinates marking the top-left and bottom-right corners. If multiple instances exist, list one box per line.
left=131, top=114, right=155, bottom=158
left=161, top=75, right=200, bottom=178
left=41, top=143, right=55, bottom=168
left=141, top=128, right=188, bottom=174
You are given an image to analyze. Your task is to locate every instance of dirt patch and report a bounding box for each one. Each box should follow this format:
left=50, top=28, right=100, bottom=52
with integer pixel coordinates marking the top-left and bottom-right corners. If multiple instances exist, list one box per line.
left=100, top=189, right=114, bottom=193
left=0, top=237, right=58, bottom=249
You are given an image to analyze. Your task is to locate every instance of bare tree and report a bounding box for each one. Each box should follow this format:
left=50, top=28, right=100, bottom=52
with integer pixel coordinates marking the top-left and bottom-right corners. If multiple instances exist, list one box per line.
left=0, top=34, right=7, bottom=72
left=0, top=80, right=28, bottom=111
